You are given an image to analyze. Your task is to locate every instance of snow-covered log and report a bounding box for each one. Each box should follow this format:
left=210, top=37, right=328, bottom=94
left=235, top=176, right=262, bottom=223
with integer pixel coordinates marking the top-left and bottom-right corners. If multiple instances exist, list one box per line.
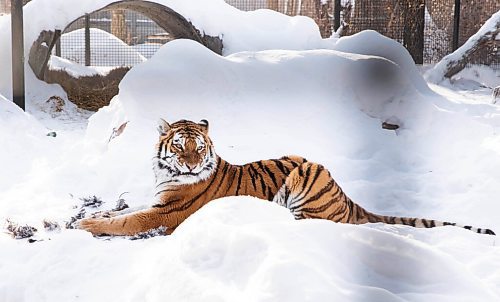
left=427, top=10, right=500, bottom=83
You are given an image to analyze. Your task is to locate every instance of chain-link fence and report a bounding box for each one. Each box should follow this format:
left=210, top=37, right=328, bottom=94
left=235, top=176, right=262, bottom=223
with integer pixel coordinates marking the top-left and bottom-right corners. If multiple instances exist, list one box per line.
left=57, top=10, right=170, bottom=67
left=229, top=0, right=500, bottom=67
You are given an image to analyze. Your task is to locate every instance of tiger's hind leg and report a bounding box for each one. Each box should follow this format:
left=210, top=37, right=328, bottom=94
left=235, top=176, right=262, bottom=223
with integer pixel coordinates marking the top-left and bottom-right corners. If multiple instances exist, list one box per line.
left=273, top=162, right=496, bottom=235
left=272, top=162, right=353, bottom=222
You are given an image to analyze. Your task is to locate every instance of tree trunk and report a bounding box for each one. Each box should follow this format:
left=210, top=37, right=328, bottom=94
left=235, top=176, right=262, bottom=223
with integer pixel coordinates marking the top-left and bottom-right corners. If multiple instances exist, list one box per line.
left=402, top=0, right=425, bottom=64
left=444, top=28, right=500, bottom=78
left=317, top=0, right=333, bottom=38
left=267, top=0, right=279, bottom=11
left=111, top=10, right=128, bottom=43
left=286, top=0, right=300, bottom=16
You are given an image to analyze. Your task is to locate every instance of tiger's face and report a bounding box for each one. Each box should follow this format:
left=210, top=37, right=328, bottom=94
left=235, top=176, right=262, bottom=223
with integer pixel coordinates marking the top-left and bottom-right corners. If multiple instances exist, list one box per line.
left=153, top=118, right=217, bottom=185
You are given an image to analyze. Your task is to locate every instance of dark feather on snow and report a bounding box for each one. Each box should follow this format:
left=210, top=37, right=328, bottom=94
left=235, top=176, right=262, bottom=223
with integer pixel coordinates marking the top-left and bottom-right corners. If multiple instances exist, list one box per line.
left=128, top=226, right=168, bottom=240
left=5, top=219, right=37, bottom=239
left=80, top=195, right=104, bottom=208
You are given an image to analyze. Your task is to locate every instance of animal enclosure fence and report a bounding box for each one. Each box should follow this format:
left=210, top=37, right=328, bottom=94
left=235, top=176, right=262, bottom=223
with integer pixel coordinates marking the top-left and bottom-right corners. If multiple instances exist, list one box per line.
left=57, top=10, right=169, bottom=67
left=2, top=0, right=499, bottom=68
left=231, top=0, right=500, bottom=67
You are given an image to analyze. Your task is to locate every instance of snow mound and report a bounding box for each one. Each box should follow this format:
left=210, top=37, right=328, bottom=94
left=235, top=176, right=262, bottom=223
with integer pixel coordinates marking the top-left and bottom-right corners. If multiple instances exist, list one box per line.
left=88, top=37, right=422, bottom=133
left=0, top=95, right=50, bottom=192
left=333, top=30, right=432, bottom=95
left=59, top=28, right=145, bottom=66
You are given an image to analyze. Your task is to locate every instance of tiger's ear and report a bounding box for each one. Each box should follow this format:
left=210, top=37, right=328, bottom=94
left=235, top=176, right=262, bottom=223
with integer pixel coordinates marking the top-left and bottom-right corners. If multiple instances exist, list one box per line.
left=198, top=119, right=209, bottom=133
left=157, top=118, right=171, bottom=136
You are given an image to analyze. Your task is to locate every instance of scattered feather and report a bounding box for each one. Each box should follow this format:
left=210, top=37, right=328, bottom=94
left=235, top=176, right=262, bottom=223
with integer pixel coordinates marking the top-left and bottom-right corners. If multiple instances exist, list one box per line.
left=5, top=219, right=37, bottom=239
left=128, top=226, right=168, bottom=240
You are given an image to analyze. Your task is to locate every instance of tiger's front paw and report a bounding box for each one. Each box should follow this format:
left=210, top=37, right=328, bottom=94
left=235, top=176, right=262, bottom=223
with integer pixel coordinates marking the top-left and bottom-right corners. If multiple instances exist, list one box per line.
left=76, top=217, right=112, bottom=236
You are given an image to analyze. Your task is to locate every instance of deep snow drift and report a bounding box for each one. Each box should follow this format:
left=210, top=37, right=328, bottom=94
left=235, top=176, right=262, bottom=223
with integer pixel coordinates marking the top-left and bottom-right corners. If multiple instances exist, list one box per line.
left=1, top=1, right=500, bottom=301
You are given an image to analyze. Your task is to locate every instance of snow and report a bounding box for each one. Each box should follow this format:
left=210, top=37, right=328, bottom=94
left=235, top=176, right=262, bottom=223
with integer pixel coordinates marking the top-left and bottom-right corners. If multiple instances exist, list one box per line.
left=131, top=43, right=163, bottom=59
left=48, top=55, right=117, bottom=77
left=57, top=28, right=146, bottom=66
left=1, top=0, right=500, bottom=301
left=333, top=30, right=433, bottom=95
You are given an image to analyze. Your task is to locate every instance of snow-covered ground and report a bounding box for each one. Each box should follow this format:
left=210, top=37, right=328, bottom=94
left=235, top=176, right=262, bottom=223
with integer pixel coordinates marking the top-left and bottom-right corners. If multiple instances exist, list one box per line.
left=1, top=1, right=500, bottom=301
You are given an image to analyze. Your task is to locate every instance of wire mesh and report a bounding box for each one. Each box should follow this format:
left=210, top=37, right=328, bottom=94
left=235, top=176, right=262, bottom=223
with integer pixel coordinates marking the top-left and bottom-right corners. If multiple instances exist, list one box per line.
left=227, top=0, right=499, bottom=67
left=226, top=0, right=335, bottom=37
left=57, top=10, right=170, bottom=67
left=424, top=0, right=500, bottom=68
left=458, top=0, right=500, bottom=68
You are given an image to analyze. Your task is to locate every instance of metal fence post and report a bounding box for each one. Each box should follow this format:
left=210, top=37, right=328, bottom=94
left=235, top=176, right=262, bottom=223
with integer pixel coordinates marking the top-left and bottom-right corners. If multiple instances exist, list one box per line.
left=334, top=0, right=341, bottom=31
left=11, top=0, right=25, bottom=110
left=452, top=0, right=461, bottom=51
left=85, top=13, right=90, bottom=66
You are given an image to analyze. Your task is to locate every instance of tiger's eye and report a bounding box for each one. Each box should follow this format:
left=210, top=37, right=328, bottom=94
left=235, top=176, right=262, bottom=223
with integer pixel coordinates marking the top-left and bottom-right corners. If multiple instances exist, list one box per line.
left=197, top=146, right=204, bottom=151
left=173, top=143, right=183, bottom=150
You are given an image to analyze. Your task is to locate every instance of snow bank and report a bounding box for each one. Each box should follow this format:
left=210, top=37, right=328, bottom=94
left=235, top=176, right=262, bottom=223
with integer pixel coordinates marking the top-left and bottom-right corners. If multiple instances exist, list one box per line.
left=1, top=197, right=498, bottom=302
left=452, top=65, right=500, bottom=89
left=333, top=30, right=433, bottom=95
left=0, top=94, right=50, bottom=192
left=90, top=37, right=425, bottom=131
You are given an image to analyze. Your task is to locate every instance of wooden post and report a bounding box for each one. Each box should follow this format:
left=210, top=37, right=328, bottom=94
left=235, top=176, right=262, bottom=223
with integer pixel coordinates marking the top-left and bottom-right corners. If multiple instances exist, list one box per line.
left=55, top=29, right=61, bottom=57
left=452, top=0, right=461, bottom=51
left=85, top=13, right=90, bottom=66
left=11, top=0, right=25, bottom=110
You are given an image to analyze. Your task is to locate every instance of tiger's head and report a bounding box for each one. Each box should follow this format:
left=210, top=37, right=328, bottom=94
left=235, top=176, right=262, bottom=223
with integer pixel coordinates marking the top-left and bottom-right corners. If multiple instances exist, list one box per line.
left=153, top=118, right=218, bottom=185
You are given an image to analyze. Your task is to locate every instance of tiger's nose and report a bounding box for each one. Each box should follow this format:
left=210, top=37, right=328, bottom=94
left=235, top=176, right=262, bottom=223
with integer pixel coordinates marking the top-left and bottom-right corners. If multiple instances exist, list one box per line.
left=186, top=163, right=197, bottom=172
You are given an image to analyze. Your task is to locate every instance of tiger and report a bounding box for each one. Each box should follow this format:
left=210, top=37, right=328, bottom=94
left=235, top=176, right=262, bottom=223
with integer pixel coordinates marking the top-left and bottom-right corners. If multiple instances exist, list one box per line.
left=77, top=118, right=495, bottom=236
